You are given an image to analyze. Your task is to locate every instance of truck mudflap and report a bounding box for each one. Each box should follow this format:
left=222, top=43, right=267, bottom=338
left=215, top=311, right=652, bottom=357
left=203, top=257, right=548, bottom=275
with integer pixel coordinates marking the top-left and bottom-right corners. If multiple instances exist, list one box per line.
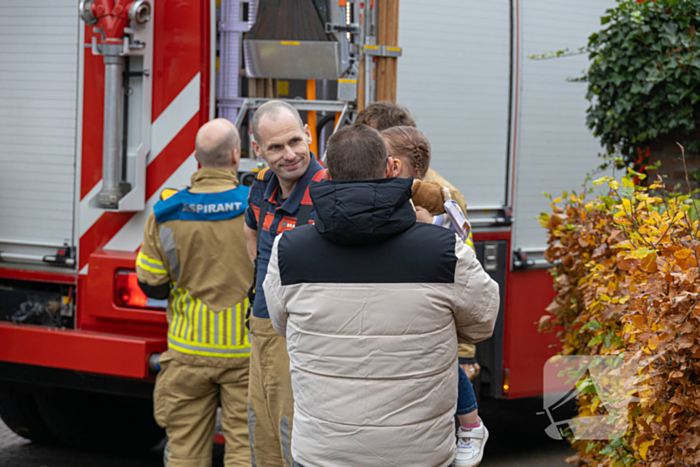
left=0, top=322, right=166, bottom=379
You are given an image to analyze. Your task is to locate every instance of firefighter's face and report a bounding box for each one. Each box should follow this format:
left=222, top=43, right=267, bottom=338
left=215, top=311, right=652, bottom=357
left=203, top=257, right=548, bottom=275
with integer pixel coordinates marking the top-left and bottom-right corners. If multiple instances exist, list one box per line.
left=253, top=111, right=312, bottom=188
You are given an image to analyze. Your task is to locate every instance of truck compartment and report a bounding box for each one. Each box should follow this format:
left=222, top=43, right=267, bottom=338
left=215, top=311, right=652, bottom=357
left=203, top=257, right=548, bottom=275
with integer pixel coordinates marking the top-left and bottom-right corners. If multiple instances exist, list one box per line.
left=0, top=278, right=74, bottom=328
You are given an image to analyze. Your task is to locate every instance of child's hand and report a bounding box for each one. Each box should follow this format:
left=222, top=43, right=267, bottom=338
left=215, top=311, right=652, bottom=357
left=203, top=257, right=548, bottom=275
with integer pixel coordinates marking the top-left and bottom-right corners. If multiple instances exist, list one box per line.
left=460, top=362, right=481, bottom=382
left=415, top=206, right=433, bottom=224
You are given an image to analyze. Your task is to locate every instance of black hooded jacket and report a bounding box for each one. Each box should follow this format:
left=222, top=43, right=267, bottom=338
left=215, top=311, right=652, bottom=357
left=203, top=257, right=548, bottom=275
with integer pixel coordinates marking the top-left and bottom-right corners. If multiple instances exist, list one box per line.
left=272, top=176, right=459, bottom=285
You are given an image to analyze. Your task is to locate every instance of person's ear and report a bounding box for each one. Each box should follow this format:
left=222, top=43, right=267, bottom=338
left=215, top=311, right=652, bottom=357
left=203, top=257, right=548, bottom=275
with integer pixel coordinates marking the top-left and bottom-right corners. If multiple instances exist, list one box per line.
left=232, top=148, right=240, bottom=166
left=323, top=168, right=332, bottom=180
left=304, top=124, right=313, bottom=146
left=386, top=156, right=396, bottom=178
left=392, top=157, right=402, bottom=177
left=252, top=140, right=263, bottom=159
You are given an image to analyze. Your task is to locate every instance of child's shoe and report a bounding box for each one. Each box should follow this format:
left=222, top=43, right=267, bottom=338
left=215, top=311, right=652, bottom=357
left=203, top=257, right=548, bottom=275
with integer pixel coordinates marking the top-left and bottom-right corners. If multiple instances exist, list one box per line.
left=452, top=420, right=488, bottom=467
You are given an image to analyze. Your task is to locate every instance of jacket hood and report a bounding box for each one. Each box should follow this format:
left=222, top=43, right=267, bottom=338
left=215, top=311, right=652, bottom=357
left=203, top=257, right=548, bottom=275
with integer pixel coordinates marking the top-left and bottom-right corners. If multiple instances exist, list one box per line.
left=189, top=168, right=239, bottom=193
left=310, top=177, right=416, bottom=246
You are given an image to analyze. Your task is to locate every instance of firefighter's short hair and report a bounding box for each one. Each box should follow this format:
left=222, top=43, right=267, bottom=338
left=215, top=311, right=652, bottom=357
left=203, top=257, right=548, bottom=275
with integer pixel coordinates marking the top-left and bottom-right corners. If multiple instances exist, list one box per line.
left=251, top=100, right=304, bottom=146
left=354, top=101, right=417, bottom=131
left=194, top=118, right=240, bottom=168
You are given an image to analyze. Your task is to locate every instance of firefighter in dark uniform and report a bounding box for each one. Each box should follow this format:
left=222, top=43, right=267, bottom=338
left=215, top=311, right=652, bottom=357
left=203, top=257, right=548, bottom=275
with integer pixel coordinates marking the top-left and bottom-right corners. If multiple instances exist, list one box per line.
left=137, top=118, right=253, bottom=467
left=243, top=101, right=324, bottom=467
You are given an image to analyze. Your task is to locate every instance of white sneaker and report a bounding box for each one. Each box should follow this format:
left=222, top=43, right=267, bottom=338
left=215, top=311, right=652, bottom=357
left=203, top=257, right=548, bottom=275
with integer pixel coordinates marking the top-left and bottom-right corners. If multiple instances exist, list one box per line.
left=452, top=421, right=489, bottom=467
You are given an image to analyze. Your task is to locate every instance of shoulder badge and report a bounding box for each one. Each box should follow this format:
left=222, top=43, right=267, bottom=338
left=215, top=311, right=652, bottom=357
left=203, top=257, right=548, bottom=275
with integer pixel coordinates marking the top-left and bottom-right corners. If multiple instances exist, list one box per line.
left=256, top=167, right=272, bottom=181
left=160, top=188, right=179, bottom=201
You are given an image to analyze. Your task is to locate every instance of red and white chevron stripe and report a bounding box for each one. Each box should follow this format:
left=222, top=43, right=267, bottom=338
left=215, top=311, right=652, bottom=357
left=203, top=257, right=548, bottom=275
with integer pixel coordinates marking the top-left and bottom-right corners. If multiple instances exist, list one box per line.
left=79, top=74, right=201, bottom=274
left=78, top=0, right=211, bottom=274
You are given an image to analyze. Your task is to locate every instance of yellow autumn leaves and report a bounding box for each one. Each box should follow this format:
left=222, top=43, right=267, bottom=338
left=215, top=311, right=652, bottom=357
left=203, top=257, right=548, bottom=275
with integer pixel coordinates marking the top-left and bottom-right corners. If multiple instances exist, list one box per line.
left=540, top=170, right=700, bottom=466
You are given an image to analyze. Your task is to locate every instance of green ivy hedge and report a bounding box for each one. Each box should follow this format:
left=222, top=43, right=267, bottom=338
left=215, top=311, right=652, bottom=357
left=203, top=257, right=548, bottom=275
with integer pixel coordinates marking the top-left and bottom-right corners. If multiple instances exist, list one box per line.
left=585, top=0, right=700, bottom=161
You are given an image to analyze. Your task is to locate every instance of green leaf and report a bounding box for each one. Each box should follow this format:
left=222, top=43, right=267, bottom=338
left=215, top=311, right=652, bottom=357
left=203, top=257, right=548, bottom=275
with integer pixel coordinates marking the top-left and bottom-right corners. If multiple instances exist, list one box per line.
left=588, top=334, right=603, bottom=347
left=627, top=246, right=657, bottom=259
left=600, top=444, right=616, bottom=457
left=576, top=378, right=598, bottom=394
left=581, top=320, right=602, bottom=332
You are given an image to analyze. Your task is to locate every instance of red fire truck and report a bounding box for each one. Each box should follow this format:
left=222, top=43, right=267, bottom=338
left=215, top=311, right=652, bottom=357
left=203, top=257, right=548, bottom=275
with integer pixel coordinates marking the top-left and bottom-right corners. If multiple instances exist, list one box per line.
left=0, top=0, right=615, bottom=449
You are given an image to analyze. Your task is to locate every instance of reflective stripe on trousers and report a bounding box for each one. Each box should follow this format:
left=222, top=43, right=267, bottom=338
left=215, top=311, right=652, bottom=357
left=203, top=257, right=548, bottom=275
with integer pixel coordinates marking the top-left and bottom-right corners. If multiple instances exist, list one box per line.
left=280, top=416, right=291, bottom=467
left=247, top=316, right=294, bottom=467
left=248, top=404, right=257, bottom=467
left=163, top=436, right=170, bottom=467
left=168, top=290, right=251, bottom=358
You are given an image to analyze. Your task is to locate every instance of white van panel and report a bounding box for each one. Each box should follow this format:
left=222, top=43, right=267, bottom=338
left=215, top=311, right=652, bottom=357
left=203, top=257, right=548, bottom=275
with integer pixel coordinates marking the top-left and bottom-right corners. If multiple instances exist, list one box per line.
left=0, top=0, right=78, bottom=251
left=397, top=0, right=511, bottom=209
left=512, top=0, right=616, bottom=252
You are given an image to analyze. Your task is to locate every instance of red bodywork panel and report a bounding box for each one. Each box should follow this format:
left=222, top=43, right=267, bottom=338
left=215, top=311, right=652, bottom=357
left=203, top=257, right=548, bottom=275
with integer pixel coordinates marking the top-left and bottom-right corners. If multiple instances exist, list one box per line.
left=79, top=251, right=168, bottom=338
left=0, top=322, right=164, bottom=379
left=1, top=251, right=167, bottom=379
left=0, top=268, right=77, bottom=285
left=472, top=231, right=558, bottom=399
left=80, top=0, right=206, bottom=198
left=503, top=268, right=558, bottom=398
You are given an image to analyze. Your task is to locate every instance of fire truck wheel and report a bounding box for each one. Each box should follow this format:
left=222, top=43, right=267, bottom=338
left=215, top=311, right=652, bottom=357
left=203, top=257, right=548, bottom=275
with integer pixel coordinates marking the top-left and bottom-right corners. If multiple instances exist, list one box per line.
left=35, top=388, right=165, bottom=452
left=0, top=389, right=60, bottom=445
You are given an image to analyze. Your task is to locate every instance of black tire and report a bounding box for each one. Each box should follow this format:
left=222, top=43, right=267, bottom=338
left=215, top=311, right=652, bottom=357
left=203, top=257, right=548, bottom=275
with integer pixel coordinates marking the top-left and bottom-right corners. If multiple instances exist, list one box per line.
left=0, top=389, right=60, bottom=445
left=35, top=388, right=165, bottom=452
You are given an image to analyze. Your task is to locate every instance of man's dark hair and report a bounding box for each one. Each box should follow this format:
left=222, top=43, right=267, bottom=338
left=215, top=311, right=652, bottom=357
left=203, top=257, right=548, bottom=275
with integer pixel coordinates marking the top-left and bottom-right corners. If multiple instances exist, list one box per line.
left=354, top=101, right=417, bottom=131
left=326, top=125, right=387, bottom=180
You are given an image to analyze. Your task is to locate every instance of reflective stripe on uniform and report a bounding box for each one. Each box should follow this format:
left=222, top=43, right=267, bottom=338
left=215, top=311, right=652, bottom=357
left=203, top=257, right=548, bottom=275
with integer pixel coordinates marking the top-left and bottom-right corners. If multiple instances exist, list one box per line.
left=159, top=226, right=181, bottom=279
left=168, top=338, right=251, bottom=357
left=280, top=415, right=291, bottom=467
left=137, top=251, right=168, bottom=275
left=168, top=288, right=251, bottom=358
left=248, top=404, right=257, bottom=467
left=163, top=438, right=170, bottom=466
left=465, top=231, right=474, bottom=249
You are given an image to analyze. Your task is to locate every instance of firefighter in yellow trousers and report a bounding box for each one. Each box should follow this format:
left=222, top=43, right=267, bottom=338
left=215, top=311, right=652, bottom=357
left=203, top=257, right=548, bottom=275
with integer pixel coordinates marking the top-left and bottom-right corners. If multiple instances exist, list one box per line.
left=136, top=118, right=253, bottom=467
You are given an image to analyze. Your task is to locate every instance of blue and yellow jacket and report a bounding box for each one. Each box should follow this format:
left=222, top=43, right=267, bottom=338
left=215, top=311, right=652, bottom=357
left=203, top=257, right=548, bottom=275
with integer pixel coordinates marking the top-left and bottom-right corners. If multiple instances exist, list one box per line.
left=136, top=168, right=254, bottom=367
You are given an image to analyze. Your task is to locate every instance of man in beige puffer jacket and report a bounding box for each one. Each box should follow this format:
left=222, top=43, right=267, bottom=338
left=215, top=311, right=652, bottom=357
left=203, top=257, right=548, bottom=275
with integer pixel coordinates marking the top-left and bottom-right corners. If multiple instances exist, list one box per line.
left=263, top=124, right=500, bottom=467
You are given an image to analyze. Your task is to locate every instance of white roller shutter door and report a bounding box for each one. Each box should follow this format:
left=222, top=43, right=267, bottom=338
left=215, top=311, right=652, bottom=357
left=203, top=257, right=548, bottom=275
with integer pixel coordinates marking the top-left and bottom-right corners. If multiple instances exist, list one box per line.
left=512, top=0, right=616, bottom=252
left=397, top=0, right=511, bottom=209
left=0, top=0, right=79, bottom=253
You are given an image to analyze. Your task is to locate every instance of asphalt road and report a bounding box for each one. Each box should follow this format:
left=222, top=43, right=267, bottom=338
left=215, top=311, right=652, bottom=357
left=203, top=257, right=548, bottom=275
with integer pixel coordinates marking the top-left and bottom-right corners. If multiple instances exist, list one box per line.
left=478, top=396, right=573, bottom=467
left=0, top=396, right=574, bottom=466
